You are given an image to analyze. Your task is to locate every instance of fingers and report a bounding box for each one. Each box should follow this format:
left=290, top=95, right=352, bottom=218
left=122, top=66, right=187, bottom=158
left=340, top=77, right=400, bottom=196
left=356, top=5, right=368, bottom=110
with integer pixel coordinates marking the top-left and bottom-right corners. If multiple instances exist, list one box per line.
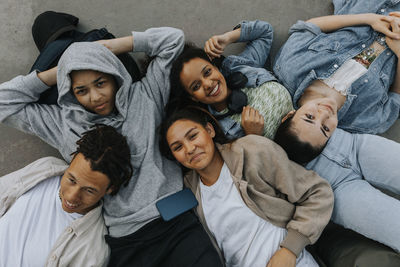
left=204, top=36, right=224, bottom=59
left=392, top=18, right=400, bottom=33
left=381, top=15, right=400, bottom=36
left=210, top=36, right=223, bottom=51
left=241, top=106, right=265, bottom=136
left=204, top=42, right=218, bottom=59
left=242, top=106, right=263, bottom=121
left=390, top=12, right=400, bottom=18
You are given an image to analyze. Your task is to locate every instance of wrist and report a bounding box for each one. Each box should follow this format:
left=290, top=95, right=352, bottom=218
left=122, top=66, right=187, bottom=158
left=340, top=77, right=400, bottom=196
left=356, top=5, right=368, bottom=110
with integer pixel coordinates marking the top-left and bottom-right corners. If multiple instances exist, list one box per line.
left=114, top=36, right=133, bottom=54
left=365, top=13, right=383, bottom=26
left=280, top=247, right=296, bottom=259
left=224, top=28, right=241, bottom=44
left=37, top=67, right=57, bottom=87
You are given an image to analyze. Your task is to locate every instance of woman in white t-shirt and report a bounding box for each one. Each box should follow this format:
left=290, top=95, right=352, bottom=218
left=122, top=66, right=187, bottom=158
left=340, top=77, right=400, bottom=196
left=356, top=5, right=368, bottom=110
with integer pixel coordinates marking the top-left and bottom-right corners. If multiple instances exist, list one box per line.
left=159, top=107, right=334, bottom=267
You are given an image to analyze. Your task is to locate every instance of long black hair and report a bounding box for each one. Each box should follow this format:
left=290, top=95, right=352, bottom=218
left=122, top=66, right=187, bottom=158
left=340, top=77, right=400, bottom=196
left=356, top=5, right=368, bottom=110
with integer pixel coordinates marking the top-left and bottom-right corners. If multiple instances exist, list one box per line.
left=166, top=43, right=224, bottom=116
left=159, top=106, right=230, bottom=172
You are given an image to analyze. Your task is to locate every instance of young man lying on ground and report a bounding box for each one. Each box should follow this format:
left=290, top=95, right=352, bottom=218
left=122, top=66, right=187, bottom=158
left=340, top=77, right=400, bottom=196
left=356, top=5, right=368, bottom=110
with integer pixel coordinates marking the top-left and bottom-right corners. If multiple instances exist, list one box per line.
left=0, top=125, right=132, bottom=267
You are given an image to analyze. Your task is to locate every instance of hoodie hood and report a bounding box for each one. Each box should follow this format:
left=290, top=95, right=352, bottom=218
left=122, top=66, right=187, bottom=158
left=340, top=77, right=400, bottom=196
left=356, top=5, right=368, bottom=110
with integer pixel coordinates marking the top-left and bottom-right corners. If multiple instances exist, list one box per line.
left=58, top=42, right=132, bottom=121
left=56, top=42, right=133, bottom=159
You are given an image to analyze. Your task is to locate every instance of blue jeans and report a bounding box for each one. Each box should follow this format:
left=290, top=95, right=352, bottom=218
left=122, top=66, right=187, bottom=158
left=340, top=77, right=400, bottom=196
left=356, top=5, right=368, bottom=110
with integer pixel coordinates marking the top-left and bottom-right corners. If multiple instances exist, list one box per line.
left=307, top=129, right=400, bottom=252
left=333, top=134, right=400, bottom=252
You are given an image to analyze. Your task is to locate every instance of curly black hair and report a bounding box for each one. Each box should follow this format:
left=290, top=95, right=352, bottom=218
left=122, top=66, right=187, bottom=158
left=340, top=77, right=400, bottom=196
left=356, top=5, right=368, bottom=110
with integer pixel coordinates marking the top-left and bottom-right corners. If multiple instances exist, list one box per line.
left=71, top=124, right=133, bottom=195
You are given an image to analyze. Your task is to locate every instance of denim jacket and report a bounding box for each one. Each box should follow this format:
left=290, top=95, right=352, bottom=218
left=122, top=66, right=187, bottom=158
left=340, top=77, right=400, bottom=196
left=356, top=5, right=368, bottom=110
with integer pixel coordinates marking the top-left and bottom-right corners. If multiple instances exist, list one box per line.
left=305, top=129, right=360, bottom=191
left=273, top=0, right=400, bottom=134
left=209, top=20, right=278, bottom=138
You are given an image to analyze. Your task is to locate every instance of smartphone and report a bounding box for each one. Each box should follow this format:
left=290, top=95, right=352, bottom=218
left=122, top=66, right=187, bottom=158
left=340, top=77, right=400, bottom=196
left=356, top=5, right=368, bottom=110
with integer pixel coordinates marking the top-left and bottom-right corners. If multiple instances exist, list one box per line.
left=156, top=188, right=198, bottom=221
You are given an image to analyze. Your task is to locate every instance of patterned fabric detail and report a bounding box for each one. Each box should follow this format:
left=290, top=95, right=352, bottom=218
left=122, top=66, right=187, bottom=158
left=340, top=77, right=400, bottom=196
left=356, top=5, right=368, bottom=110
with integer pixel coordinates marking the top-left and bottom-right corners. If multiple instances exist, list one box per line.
left=353, top=41, right=385, bottom=69
left=229, top=81, right=293, bottom=139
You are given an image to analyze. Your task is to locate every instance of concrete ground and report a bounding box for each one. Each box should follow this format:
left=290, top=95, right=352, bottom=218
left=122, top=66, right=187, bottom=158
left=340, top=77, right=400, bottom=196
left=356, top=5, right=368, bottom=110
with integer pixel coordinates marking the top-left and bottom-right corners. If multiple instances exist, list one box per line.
left=0, top=0, right=399, bottom=176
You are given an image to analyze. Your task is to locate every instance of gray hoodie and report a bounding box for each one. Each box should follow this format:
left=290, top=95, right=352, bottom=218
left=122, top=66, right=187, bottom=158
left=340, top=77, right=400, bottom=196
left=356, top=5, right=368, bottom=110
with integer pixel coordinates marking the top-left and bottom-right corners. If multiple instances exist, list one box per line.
left=0, top=27, right=185, bottom=237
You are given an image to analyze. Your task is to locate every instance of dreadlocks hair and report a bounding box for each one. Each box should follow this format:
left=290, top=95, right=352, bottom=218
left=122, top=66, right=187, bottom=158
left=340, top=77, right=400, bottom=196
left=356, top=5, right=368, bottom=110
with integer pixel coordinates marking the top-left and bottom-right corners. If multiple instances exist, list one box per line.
left=71, top=124, right=133, bottom=195
left=159, top=106, right=230, bottom=173
left=274, top=115, right=325, bottom=165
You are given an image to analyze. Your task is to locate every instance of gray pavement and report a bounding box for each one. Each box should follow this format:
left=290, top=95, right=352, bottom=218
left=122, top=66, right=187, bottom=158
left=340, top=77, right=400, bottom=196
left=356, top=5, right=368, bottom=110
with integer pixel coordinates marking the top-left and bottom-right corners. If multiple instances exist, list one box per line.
left=0, top=0, right=399, bottom=175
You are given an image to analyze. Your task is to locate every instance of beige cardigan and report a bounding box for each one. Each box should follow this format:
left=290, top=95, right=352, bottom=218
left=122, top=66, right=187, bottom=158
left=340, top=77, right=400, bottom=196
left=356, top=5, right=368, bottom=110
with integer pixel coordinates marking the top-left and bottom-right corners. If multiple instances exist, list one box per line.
left=184, top=135, right=333, bottom=258
left=0, top=157, right=109, bottom=267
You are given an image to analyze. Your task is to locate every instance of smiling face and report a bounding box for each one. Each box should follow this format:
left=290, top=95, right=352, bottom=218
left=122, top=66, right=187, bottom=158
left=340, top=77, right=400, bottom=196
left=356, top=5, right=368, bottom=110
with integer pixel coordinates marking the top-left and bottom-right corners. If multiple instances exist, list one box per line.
left=180, top=58, right=230, bottom=111
left=291, top=98, right=339, bottom=148
left=166, top=119, right=219, bottom=172
left=59, top=153, right=112, bottom=214
left=70, top=70, right=118, bottom=116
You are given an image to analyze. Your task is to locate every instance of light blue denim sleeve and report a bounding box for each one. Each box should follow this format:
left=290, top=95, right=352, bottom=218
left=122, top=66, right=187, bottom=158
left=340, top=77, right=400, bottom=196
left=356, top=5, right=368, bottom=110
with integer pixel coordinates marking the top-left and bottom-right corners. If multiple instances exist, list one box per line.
left=288, top=20, right=322, bottom=36
left=333, top=0, right=396, bottom=15
left=234, top=20, right=274, bottom=68
left=376, top=92, right=400, bottom=133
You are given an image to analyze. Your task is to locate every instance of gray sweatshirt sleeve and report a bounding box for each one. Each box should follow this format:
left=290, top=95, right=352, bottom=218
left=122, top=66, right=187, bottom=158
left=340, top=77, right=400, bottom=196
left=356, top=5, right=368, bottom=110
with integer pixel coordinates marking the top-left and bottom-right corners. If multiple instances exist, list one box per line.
left=132, top=27, right=184, bottom=111
left=0, top=72, right=65, bottom=149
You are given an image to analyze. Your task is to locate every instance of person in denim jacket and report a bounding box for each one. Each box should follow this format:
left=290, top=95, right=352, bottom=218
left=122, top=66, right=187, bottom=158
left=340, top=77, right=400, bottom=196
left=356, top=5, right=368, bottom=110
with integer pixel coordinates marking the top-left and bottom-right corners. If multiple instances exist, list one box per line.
left=274, top=92, right=400, bottom=253
left=169, top=20, right=293, bottom=140
left=273, top=0, right=400, bottom=134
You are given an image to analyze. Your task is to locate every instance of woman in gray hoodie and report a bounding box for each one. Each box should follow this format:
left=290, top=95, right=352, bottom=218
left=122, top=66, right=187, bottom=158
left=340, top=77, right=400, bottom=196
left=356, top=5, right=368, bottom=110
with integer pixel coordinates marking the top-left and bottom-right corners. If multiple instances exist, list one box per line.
left=0, top=27, right=222, bottom=267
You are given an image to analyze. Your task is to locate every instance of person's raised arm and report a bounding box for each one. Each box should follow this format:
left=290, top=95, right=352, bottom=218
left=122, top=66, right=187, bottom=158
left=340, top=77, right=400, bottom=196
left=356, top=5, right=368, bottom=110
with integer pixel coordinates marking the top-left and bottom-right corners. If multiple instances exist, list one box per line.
left=307, top=13, right=400, bottom=39
left=205, top=20, right=273, bottom=68
left=0, top=71, right=65, bottom=149
left=204, top=26, right=241, bottom=59
left=130, top=28, right=184, bottom=110
left=96, top=36, right=133, bottom=55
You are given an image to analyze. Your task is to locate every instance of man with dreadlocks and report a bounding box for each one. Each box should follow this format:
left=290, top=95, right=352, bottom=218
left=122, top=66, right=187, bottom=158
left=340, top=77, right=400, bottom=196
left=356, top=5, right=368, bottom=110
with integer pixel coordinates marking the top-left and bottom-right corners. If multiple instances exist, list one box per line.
left=0, top=125, right=132, bottom=267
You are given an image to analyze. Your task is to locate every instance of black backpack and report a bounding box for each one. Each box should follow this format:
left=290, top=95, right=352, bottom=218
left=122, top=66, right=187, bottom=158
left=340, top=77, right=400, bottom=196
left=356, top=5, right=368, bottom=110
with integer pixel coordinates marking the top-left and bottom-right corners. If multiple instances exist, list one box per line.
left=30, top=11, right=141, bottom=104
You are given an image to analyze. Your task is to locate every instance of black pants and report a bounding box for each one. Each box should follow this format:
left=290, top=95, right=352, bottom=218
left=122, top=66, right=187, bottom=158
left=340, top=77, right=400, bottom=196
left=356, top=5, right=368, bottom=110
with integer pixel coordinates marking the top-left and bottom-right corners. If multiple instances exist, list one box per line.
left=105, top=211, right=223, bottom=267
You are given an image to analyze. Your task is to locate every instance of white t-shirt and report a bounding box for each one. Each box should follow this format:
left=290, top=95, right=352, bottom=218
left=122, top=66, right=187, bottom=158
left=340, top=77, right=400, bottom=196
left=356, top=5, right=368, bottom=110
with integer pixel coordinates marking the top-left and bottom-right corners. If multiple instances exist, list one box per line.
left=0, top=176, right=82, bottom=267
left=199, top=163, right=317, bottom=267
